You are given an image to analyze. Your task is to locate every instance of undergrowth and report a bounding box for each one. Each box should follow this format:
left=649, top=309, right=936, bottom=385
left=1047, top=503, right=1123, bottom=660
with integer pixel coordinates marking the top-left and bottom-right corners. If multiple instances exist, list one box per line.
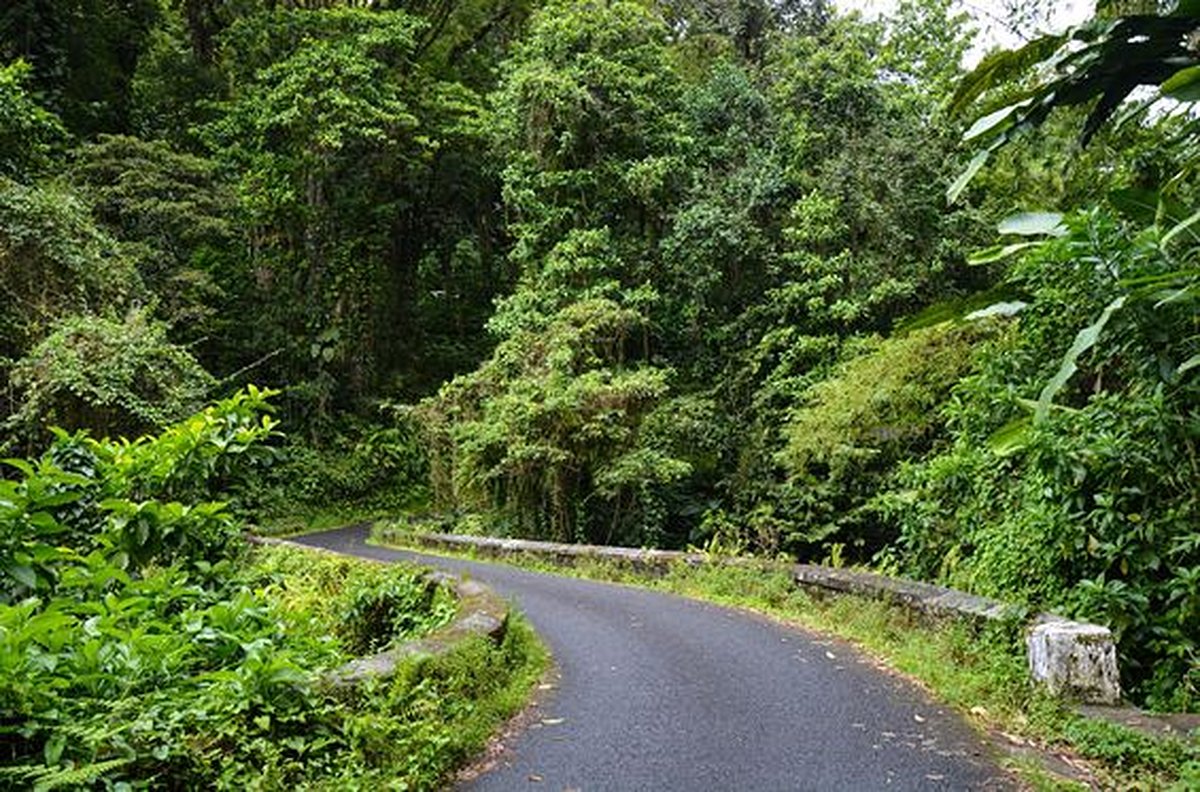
left=0, top=392, right=545, bottom=789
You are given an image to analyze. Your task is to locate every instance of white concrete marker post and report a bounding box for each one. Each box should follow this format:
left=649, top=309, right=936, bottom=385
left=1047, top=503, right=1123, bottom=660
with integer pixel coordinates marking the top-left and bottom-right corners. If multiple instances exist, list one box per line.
left=1027, top=620, right=1122, bottom=705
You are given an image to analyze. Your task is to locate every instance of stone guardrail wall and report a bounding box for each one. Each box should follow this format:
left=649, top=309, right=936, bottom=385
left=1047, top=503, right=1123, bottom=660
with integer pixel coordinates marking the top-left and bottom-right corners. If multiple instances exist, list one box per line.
left=387, top=530, right=1121, bottom=706
left=248, top=535, right=509, bottom=686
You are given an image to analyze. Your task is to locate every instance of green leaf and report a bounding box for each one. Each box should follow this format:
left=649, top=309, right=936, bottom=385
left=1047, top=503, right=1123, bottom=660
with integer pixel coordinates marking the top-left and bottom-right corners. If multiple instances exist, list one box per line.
left=1108, top=187, right=1164, bottom=223
left=949, top=34, right=1067, bottom=117
left=31, top=491, right=85, bottom=509
left=997, top=212, right=1065, bottom=237
left=1161, top=65, right=1200, bottom=102
left=1161, top=208, right=1200, bottom=247
left=946, top=150, right=989, bottom=205
left=1036, top=296, right=1126, bottom=421
left=8, top=564, right=38, bottom=588
left=44, top=732, right=66, bottom=766
left=967, top=241, right=1042, bottom=265
left=964, top=301, right=1028, bottom=320
left=2, top=458, right=35, bottom=476
left=1178, top=353, right=1200, bottom=375
left=962, top=103, right=1023, bottom=142
left=987, top=417, right=1030, bottom=456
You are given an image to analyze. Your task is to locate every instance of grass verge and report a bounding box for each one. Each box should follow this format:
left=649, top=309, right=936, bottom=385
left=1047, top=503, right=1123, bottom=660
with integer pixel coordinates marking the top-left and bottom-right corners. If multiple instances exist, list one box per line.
left=313, top=615, right=547, bottom=790
left=372, top=524, right=1199, bottom=791
left=253, top=542, right=549, bottom=790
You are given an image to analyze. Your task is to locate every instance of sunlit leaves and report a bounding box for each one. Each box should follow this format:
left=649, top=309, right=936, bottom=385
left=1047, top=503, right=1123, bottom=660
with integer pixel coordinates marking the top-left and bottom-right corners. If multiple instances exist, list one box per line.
left=997, top=211, right=1066, bottom=237
left=0, top=60, right=68, bottom=181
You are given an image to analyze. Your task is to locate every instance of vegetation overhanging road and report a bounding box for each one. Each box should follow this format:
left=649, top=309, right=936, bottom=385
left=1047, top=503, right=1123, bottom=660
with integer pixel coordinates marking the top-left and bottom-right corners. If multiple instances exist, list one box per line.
left=298, top=525, right=1013, bottom=791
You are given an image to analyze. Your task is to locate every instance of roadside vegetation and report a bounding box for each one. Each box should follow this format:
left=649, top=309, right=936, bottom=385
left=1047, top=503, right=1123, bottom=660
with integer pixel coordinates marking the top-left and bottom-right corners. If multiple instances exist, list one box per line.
left=0, top=390, right=545, bottom=789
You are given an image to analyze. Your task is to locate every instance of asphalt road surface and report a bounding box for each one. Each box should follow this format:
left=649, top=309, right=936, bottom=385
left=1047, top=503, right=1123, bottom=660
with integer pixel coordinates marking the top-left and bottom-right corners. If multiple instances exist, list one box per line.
left=296, top=525, right=1014, bottom=791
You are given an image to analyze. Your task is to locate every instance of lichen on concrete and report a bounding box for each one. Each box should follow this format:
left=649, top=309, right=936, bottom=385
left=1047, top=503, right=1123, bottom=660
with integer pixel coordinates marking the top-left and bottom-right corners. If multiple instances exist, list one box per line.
left=1027, top=621, right=1121, bottom=705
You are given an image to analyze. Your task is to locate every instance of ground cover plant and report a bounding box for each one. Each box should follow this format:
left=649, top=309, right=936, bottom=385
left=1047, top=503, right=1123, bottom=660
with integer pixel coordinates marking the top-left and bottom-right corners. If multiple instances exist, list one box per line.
left=0, top=389, right=544, bottom=789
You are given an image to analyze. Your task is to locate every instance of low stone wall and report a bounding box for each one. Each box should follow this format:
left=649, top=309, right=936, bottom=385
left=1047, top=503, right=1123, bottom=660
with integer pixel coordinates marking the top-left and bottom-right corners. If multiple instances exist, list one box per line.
left=388, top=530, right=1121, bottom=706
left=248, top=535, right=509, bottom=687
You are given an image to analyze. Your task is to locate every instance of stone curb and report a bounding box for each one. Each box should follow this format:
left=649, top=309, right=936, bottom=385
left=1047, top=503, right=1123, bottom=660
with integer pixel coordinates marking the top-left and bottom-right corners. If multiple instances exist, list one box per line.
left=385, top=529, right=1120, bottom=706
left=247, top=535, right=509, bottom=687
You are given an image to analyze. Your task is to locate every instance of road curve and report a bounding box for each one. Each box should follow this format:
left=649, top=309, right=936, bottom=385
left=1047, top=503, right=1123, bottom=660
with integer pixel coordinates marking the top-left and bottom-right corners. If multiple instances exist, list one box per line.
left=296, top=525, right=1014, bottom=791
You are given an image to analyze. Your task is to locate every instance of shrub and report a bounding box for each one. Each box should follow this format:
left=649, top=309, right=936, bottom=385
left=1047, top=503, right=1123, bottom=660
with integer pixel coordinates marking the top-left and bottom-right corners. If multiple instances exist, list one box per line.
left=885, top=209, right=1200, bottom=709
left=247, top=408, right=430, bottom=518
left=7, top=310, right=214, bottom=448
left=774, top=322, right=984, bottom=557
left=0, top=388, right=527, bottom=789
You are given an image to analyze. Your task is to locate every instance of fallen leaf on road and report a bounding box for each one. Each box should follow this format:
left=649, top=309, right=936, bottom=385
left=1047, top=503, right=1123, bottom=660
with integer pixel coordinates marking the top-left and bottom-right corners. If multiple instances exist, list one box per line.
left=528, top=774, right=543, bottom=782
left=913, top=714, right=926, bottom=723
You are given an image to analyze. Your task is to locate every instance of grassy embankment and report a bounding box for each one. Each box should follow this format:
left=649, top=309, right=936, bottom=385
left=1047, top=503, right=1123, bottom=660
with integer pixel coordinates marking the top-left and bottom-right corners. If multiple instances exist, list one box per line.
left=250, top=542, right=549, bottom=790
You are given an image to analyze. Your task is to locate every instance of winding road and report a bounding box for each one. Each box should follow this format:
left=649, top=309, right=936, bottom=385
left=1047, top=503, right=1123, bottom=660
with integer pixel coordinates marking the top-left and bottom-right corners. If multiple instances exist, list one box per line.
left=297, top=525, right=1014, bottom=791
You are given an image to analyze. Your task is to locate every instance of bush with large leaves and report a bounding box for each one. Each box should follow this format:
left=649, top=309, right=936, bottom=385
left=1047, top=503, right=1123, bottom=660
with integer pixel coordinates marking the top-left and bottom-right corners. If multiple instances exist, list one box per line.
left=886, top=209, right=1200, bottom=709
left=0, top=387, right=479, bottom=789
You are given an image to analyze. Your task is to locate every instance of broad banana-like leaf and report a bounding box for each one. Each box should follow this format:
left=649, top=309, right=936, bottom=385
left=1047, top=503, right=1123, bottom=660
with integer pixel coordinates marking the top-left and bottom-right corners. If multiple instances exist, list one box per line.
left=894, top=286, right=1029, bottom=332
left=1162, top=65, right=1200, bottom=101
left=964, top=301, right=1028, bottom=320
left=963, top=103, right=1024, bottom=142
left=953, top=10, right=1199, bottom=168
left=948, top=34, right=1067, bottom=117
left=1162, top=208, right=1200, bottom=247
left=967, top=241, right=1042, bottom=265
left=1036, top=296, right=1127, bottom=421
left=946, top=150, right=988, bottom=204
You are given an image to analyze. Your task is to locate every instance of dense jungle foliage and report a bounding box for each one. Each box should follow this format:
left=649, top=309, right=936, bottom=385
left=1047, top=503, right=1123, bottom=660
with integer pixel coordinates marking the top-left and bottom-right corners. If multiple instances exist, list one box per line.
left=0, top=0, right=1197, bottom=713
left=0, top=388, right=542, bottom=787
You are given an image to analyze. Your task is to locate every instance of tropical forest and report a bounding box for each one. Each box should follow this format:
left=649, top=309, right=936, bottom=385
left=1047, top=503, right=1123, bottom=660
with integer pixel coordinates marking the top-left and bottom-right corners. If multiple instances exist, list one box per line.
left=1, top=0, right=1199, bottom=787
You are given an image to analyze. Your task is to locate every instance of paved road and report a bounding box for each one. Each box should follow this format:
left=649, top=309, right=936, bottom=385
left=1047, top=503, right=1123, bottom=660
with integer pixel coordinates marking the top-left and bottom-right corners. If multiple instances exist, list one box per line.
left=297, top=525, right=1013, bottom=791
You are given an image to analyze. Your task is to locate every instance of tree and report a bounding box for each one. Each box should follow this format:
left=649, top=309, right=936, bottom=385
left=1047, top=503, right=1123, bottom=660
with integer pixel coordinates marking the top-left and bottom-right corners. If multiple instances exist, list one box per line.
left=70, top=135, right=234, bottom=347
left=204, top=8, right=433, bottom=414
left=0, top=0, right=162, bottom=134
left=7, top=311, right=215, bottom=446
left=0, top=60, right=67, bottom=181
left=0, top=178, right=140, bottom=367
left=489, top=0, right=689, bottom=269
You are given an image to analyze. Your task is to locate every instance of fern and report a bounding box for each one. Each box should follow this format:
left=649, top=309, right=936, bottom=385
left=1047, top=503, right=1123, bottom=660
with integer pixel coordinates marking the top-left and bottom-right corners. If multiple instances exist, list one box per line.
left=0, top=758, right=134, bottom=792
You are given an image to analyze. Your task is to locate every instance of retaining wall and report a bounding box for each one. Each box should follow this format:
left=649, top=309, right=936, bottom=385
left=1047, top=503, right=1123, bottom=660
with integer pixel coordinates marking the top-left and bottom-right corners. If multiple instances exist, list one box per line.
left=385, top=530, right=1121, bottom=705
left=248, top=535, right=509, bottom=686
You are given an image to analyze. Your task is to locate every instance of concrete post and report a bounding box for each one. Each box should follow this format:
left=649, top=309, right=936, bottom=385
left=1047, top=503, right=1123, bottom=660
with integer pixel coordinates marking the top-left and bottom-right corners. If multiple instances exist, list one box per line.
left=1027, top=620, right=1121, bottom=705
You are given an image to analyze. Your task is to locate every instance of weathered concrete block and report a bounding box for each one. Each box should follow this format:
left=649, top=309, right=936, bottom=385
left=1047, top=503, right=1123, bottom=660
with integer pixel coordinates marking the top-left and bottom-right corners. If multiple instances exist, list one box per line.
left=1027, top=620, right=1121, bottom=705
